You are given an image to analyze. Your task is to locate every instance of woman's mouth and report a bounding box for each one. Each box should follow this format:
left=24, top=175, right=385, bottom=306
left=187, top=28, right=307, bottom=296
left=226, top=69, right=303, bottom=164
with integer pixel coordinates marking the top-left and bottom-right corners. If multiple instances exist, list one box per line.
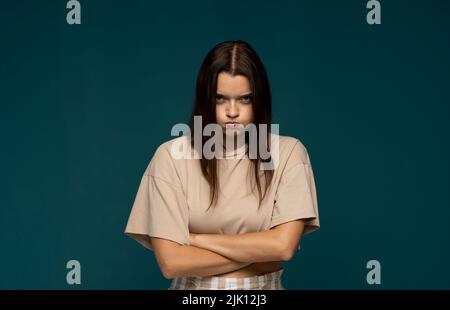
left=225, top=123, right=242, bottom=129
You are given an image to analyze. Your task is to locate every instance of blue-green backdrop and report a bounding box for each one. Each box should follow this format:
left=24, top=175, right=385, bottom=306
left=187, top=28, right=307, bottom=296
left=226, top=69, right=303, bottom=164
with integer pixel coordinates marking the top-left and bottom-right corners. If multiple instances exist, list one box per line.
left=1, top=0, right=449, bottom=289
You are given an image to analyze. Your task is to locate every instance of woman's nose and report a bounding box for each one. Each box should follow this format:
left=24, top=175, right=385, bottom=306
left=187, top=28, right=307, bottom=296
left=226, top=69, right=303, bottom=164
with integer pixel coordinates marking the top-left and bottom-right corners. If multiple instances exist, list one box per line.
left=226, top=101, right=239, bottom=118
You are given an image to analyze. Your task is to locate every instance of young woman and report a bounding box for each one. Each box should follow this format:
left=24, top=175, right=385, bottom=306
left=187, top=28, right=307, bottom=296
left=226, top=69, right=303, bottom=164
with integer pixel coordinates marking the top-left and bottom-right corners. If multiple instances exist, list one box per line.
left=124, top=40, right=320, bottom=290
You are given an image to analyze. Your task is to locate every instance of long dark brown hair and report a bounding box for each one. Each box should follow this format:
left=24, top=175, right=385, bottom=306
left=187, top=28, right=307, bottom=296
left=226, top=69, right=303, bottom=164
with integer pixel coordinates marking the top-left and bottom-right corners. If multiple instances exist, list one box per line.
left=188, top=40, right=274, bottom=210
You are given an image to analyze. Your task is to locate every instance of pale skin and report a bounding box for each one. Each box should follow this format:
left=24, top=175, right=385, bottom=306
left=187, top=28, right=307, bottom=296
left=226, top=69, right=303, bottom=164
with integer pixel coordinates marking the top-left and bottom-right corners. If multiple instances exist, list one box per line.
left=151, top=72, right=306, bottom=279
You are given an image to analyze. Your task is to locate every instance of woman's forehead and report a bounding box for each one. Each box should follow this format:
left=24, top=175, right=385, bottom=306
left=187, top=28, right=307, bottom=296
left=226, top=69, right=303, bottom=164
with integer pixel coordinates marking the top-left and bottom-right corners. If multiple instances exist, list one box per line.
left=216, top=72, right=251, bottom=96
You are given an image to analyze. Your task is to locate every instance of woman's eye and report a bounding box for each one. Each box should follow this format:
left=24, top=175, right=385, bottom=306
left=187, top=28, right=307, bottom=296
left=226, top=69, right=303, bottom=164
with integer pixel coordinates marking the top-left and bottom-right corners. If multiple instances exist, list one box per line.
left=215, top=95, right=226, bottom=103
left=240, top=96, right=252, bottom=103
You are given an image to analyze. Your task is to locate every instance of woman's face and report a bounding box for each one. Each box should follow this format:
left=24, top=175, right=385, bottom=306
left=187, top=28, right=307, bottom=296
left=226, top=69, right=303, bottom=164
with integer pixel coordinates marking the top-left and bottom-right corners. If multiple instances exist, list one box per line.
left=215, top=72, right=254, bottom=136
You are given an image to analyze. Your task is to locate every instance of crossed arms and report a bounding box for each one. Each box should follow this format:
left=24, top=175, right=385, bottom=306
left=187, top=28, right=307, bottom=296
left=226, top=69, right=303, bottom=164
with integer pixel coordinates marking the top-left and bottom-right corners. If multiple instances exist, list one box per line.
left=151, top=219, right=306, bottom=279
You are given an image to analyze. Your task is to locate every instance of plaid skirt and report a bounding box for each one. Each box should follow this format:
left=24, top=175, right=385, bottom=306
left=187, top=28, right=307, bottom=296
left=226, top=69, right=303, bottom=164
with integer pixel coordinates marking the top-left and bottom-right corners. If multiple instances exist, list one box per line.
left=168, top=268, right=285, bottom=290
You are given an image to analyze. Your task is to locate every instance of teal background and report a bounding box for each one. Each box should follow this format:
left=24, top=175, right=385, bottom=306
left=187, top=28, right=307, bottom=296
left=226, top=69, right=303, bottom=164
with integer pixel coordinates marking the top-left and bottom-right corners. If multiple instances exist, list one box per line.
left=1, top=0, right=449, bottom=289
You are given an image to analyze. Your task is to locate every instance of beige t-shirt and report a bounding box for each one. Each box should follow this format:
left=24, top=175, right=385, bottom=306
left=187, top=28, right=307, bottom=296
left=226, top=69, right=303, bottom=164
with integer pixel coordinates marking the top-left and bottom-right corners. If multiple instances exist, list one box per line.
left=124, top=134, right=320, bottom=251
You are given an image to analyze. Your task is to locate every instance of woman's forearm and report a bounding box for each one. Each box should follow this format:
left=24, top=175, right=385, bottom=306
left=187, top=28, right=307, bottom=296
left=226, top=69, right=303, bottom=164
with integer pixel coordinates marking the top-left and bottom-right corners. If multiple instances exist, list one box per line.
left=189, top=230, right=286, bottom=263
left=172, top=245, right=252, bottom=278
left=155, top=240, right=252, bottom=279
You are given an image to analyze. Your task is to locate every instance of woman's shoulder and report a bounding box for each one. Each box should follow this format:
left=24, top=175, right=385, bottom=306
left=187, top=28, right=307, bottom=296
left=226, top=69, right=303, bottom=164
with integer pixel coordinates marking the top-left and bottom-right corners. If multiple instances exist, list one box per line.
left=273, top=133, right=311, bottom=166
left=143, top=136, right=190, bottom=178
left=150, top=135, right=192, bottom=159
left=144, top=134, right=311, bottom=173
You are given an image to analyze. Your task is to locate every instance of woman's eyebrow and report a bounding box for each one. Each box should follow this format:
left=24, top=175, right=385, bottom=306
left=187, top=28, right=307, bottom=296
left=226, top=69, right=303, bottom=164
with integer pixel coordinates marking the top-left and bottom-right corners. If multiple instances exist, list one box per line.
left=216, top=92, right=253, bottom=98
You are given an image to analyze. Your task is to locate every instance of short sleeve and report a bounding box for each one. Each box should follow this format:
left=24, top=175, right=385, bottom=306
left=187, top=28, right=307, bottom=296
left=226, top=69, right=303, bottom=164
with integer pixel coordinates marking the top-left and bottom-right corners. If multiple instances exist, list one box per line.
left=270, top=140, right=320, bottom=236
left=124, top=145, right=190, bottom=251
